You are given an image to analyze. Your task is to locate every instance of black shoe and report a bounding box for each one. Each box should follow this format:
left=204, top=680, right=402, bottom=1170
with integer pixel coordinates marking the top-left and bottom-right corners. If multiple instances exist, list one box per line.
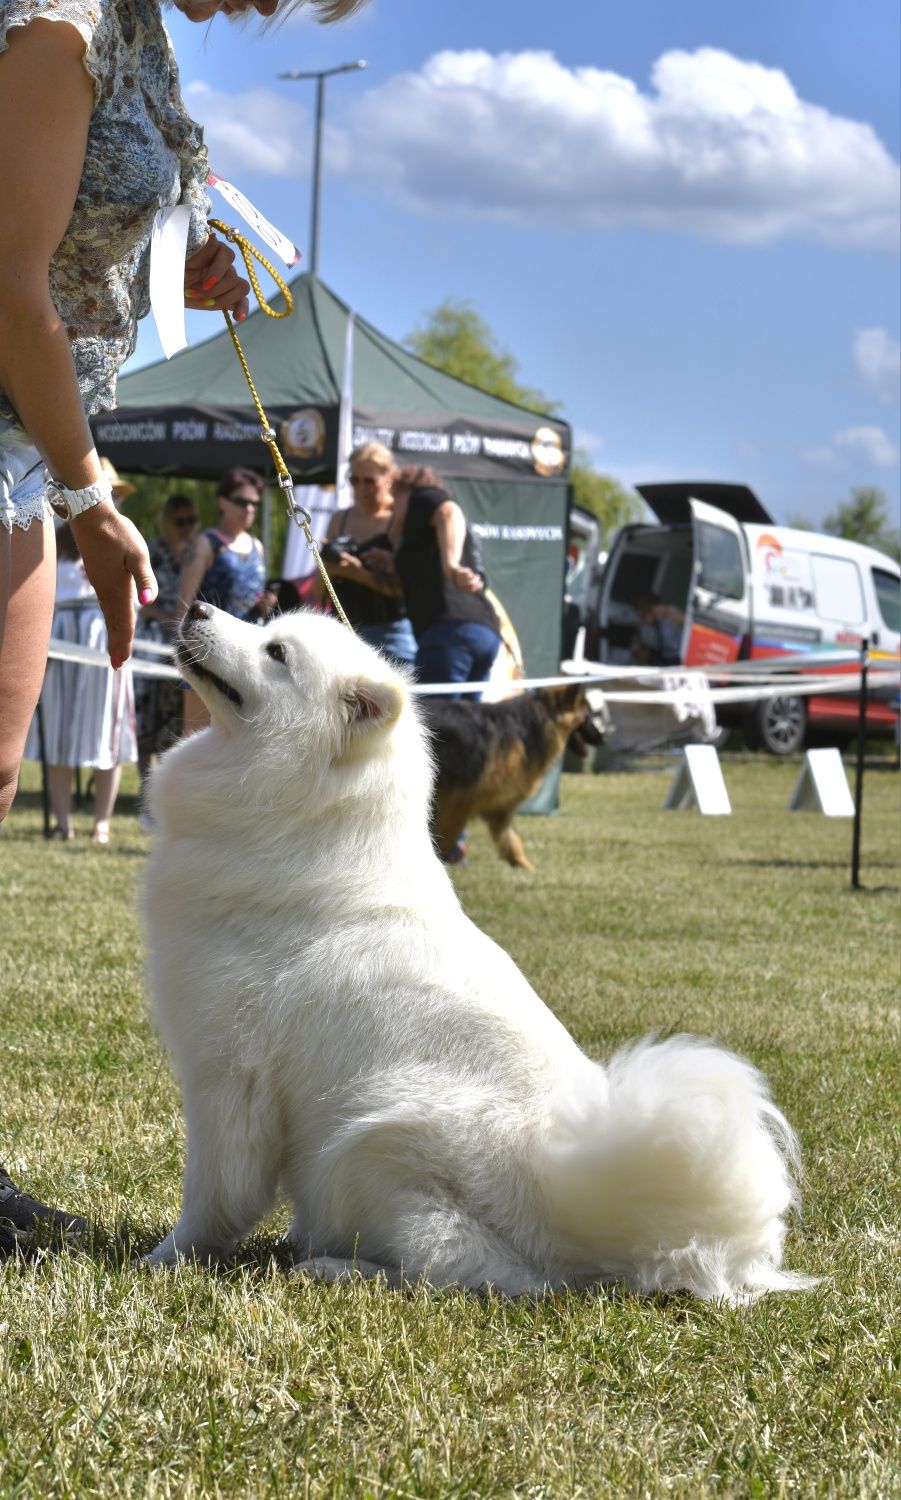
left=0, top=1165, right=88, bottom=1258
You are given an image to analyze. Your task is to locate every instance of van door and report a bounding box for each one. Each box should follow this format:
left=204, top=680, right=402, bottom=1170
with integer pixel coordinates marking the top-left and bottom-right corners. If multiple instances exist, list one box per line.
left=684, top=499, right=751, bottom=667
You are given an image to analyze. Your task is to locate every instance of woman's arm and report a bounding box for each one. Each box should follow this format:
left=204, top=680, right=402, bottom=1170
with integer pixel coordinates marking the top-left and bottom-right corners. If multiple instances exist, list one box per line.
left=0, top=20, right=157, bottom=660
left=177, top=533, right=215, bottom=617
left=432, top=501, right=482, bottom=593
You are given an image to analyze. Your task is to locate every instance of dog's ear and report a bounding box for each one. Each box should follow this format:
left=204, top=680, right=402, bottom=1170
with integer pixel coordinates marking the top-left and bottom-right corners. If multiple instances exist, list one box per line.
left=342, top=675, right=405, bottom=739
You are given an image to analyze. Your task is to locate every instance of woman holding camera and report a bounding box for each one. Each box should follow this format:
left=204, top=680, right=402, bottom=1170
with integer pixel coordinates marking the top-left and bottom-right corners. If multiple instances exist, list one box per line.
left=319, top=441, right=416, bottom=667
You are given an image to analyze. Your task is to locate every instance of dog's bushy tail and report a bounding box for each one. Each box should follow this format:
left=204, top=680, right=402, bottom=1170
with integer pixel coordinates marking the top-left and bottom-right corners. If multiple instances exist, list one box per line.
left=538, top=1034, right=816, bottom=1302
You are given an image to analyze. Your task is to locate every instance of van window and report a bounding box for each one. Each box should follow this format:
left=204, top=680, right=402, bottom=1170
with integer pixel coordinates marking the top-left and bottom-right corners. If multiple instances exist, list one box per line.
left=811, top=554, right=865, bottom=624
left=697, top=522, right=743, bottom=599
left=610, top=553, right=660, bottom=604
left=872, top=567, right=900, bottom=634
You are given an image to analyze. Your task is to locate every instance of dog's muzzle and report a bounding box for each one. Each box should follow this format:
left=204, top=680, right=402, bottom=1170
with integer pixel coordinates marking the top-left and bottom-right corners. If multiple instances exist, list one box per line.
left=177, top=603, right=244, bottom=706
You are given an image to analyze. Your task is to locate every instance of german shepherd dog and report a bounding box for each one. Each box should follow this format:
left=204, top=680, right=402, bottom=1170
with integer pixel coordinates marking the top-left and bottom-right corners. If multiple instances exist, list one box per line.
left=419, top=684, right=605, bottom=870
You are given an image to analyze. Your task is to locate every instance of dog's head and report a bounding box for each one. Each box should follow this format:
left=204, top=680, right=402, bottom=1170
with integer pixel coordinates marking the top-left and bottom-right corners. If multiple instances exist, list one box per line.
left=176, top=603, right=409, bottom=767
left=537, top=683, right=607, bottom=759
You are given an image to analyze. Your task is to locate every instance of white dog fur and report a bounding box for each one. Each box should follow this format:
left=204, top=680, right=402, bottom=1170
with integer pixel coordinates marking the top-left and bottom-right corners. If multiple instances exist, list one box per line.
left=142, top=604, right=812, bottom=1302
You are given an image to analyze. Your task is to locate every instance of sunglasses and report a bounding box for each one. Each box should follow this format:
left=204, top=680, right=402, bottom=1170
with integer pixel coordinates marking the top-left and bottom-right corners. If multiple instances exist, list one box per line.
left=224, top=494, right=261, bottom=508
left=174, top=515, right=199, bottom=529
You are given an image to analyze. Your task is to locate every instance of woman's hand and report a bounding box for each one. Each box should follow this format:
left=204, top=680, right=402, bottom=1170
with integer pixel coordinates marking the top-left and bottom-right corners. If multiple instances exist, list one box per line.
left=448, top=563, right=483, bottom=594
left=363, top=545, right=397, bottom=579
left=70, top=504, right=158, bottom=667
left=184, top=234, right=251, bottom=321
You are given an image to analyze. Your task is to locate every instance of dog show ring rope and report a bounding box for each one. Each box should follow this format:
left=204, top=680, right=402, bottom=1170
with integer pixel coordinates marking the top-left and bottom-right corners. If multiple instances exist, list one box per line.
left=207, top=218, right=354, bottom=632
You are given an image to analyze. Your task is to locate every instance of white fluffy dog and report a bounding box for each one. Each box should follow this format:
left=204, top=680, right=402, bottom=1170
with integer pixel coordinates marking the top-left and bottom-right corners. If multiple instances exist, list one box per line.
left=142, top=603, right=812, bottom=1302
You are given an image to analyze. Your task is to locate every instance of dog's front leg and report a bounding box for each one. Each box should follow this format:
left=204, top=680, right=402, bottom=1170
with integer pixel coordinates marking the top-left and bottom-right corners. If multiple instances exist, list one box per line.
left=484, top=810, right=533, bottom=871
left=146, top=1075, right=279, bottom=1266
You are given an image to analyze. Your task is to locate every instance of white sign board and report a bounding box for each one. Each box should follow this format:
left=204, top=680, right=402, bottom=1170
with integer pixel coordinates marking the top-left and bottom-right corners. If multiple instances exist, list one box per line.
left=663, top=744, right=732, bottom=815
left=789, top=749, right=854, bottom=817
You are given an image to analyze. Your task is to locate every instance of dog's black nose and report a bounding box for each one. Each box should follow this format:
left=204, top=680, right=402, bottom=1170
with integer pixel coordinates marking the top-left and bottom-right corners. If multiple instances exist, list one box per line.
left=186, top=601, right=211, bottom=624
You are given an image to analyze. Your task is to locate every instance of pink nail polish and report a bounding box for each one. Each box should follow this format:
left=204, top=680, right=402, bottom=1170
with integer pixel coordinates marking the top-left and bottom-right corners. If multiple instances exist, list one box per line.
left=139, top=588, right=153, bottom=605
left=110, top=654, right=123, bottom=670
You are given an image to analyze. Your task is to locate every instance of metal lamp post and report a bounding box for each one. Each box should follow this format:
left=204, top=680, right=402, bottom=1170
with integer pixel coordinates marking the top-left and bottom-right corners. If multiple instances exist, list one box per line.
left=277, top=60, right=367, bottom=276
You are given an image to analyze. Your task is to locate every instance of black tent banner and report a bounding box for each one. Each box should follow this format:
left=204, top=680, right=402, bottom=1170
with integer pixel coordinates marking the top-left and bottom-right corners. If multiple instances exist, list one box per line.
left=91, top=273, right=572, bottom=685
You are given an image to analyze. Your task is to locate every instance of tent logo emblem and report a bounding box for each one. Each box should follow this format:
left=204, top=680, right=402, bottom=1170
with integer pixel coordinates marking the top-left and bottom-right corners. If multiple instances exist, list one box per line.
left=280, top=409, right=326, bottom=459
left=531, top=426, right=565, bottom=477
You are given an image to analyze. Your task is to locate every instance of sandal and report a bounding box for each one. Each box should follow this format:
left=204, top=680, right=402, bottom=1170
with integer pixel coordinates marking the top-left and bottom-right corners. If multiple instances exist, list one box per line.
left=90, top=825, right=111, bottom=846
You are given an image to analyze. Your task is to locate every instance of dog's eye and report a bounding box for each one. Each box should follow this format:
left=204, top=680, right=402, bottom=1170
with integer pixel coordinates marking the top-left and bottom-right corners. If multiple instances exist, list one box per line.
left=266, top=642, right=288, bottom=665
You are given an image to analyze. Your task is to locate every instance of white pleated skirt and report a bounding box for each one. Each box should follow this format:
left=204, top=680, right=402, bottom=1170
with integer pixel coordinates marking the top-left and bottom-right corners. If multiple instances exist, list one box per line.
left=24, top=602, right=137, bottom=770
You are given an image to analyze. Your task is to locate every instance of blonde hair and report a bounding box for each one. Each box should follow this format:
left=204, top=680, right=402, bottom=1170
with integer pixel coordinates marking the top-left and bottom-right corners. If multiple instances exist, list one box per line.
left=272, top=0, right=366, bottom=20
left=349, top=441, right=395, bottom=472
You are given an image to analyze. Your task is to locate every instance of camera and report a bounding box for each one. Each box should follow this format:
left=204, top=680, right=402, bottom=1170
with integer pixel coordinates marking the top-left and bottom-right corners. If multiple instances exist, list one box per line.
left=320, top=534, right=359, bottom=565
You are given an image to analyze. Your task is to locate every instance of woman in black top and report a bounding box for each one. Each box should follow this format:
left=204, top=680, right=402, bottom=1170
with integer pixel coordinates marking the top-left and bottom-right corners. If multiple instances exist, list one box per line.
left=319, top=442, right=416, bottom=668
left=389, top=466, right=501, bottom=693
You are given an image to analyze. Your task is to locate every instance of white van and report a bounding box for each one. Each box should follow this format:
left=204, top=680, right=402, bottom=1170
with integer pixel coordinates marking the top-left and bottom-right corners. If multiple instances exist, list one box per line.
left=581, top=483, right=901, bottom=754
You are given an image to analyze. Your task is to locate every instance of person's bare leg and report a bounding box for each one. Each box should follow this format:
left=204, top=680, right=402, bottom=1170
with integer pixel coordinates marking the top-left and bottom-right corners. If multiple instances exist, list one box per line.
left=91, top=764, right=121, bottom=842
left=47, top=764, right=75, bottom=837
left=182, top=688, right=210, bottom=734
left=0, top=515, right=88, bottom=1256
left=0, top=514, right=55, bottom=824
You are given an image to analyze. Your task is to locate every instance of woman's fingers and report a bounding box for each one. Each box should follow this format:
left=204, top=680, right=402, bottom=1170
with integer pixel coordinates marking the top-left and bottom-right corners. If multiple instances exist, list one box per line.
left=184, top=234, right=250, bottom=316
left=70, top=506, right=158, bottom=666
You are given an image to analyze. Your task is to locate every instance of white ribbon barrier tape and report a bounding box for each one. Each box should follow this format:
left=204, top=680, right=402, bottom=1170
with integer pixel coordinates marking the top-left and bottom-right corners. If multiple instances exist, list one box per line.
left=46, top=636, right=900, bottom=703
left=47, top=637, right=181, bottom=680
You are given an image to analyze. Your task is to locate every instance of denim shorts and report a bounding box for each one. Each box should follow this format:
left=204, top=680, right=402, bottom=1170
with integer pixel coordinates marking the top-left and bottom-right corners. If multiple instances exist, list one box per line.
left=0, top=415, right=52, bottom=533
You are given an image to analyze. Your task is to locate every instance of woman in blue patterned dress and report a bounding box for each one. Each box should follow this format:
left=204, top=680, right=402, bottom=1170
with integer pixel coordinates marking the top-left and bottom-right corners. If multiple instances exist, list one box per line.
left=0, top=0, right=361, bottom=1252
left=177, top=466, right=276, bottom=732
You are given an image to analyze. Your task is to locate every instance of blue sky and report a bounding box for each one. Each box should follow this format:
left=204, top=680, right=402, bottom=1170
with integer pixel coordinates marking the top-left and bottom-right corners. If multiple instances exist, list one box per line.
left=138, top=0, right=901, bottom=529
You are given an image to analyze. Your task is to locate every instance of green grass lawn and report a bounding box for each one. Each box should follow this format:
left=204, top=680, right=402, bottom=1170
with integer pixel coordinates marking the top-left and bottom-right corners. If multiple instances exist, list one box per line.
left=1, top=757, right=899, bottom=1498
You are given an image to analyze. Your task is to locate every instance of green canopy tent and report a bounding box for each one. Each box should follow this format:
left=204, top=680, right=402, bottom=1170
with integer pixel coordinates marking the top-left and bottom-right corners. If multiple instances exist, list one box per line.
left=92, top=273, right=572, bottom=682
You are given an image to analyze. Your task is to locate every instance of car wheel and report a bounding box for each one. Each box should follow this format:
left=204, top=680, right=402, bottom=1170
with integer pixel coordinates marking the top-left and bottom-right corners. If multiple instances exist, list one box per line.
left=744, top=695, right=807, bottom=756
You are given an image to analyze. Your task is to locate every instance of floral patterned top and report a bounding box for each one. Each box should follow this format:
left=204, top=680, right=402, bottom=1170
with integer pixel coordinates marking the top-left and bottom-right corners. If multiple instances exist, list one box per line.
left=0, top=0, right=210, bottom=424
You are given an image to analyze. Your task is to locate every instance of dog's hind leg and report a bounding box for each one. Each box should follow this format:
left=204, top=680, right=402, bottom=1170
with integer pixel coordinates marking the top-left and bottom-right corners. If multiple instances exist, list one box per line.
left=145, top=1072, right=280, bottom=1266
left=484, top=810, right=533, bottom=871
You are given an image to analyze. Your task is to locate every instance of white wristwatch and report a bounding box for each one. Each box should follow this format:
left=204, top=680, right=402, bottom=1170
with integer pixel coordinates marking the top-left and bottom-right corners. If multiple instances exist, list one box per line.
left=48, top=475, right=113, bottom=521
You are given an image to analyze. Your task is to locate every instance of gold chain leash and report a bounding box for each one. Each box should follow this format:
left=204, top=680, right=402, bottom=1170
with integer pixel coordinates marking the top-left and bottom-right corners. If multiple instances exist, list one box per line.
left=207, top=218, right=354, bottom=631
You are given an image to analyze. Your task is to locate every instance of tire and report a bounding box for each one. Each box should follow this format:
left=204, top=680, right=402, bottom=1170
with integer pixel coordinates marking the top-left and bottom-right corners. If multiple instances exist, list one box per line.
left=743, top=695, right=807, bottom=756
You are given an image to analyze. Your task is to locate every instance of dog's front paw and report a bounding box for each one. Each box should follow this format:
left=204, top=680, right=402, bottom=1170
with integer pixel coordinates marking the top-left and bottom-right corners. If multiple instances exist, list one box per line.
left=142, top=1232, right=180, bottom=1268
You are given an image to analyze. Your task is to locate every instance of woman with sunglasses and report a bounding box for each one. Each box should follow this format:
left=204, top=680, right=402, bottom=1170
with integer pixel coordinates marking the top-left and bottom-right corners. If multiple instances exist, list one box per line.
left=178, top=467, right=276, bottom=732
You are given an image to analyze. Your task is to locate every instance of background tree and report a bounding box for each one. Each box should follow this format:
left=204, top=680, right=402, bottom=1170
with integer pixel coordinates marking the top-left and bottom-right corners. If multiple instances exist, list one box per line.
left=407, top=300, right=642, bottom=541
left=407, top=299, right=558, bottom=415
left=570, top=457, right=642, bottom=540
left=823, top=486, right=900, bottom=561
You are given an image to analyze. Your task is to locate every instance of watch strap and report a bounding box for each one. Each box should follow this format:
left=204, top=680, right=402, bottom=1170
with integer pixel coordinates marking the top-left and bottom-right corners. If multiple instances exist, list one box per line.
left=49, top=476, right=114, bottom=520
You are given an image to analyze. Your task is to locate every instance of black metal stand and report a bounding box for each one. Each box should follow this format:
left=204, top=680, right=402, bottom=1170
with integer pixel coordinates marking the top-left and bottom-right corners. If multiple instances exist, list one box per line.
left=851, top=645, right=869, bottom=889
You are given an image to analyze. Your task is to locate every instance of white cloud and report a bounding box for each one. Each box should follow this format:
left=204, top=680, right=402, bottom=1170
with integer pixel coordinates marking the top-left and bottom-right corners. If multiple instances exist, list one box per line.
left=833, top=426, right=899, bottom=467
left=803, top=425, right=900, bottom=471
left=185, top=81, right=310, bottom=178
left=330, top=47, right=900, bottom=249
left=854, top=328, right=901, bottom=404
